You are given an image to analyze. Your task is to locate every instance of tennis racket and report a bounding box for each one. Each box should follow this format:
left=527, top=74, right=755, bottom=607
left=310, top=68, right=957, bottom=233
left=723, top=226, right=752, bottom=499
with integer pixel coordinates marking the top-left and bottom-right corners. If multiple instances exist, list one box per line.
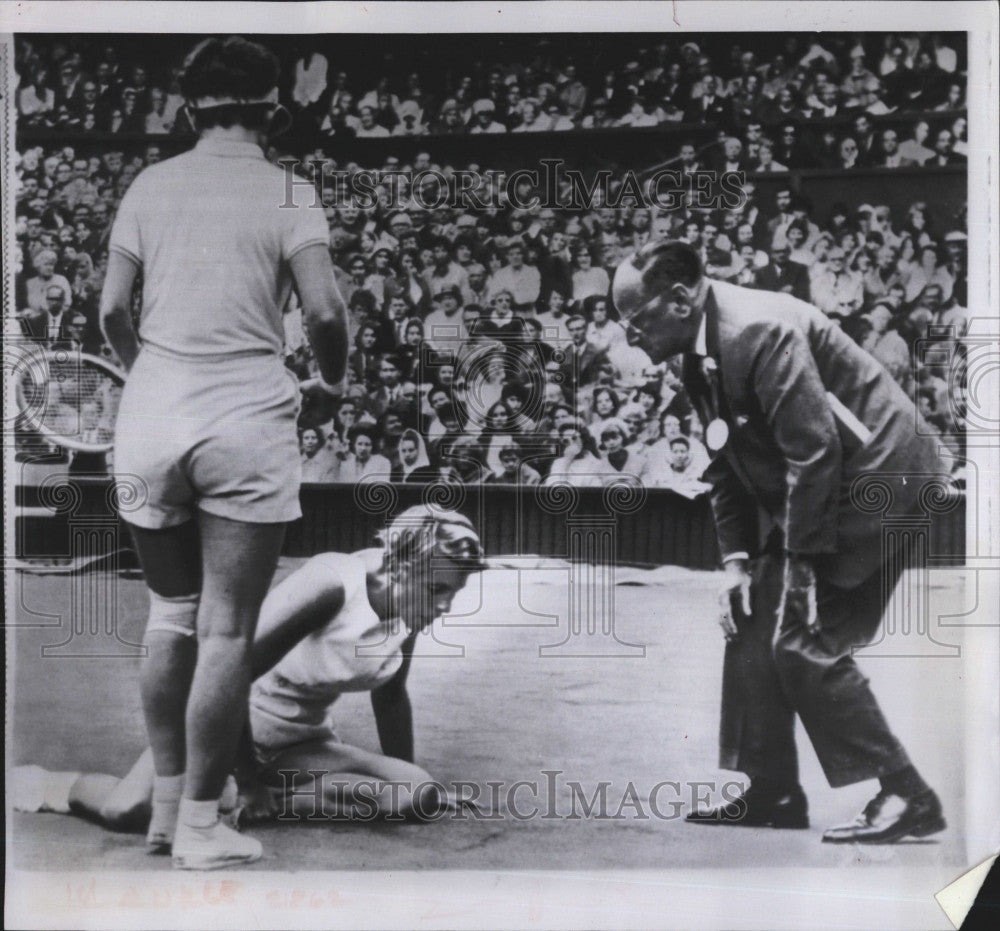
left=13, top=348, right=126, bottom=453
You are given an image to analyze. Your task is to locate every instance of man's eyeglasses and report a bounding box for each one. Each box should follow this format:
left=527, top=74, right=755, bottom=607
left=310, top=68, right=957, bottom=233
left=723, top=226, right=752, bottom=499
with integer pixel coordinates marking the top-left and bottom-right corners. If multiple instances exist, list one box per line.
left=618, top=290, right=664, bottom=337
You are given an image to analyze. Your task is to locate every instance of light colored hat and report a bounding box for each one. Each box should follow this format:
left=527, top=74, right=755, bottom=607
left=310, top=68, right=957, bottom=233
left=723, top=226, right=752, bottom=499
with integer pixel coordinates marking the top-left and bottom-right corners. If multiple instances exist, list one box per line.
left=471, top=98, right=495, bottom=114
left=397, top=99, right=421, bottom=119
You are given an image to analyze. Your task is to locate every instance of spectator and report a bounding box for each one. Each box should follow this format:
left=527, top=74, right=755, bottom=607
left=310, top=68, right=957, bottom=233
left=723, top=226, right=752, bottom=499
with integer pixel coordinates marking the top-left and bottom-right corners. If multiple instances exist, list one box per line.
left=584, top=294, right=626, bottom=354
left=339, top=424, right=392, bottom=484
left=858, top=301, right=913, bottom=395
left=810, top=246, right=864, bottom=320
left=598, top=420, right=646, bottom=479
left=646, top=435, right=711, bottom=498
left=24, top=248, right=72, bottom=316
left=544, top=421, right=615, bottom=488
left=897, top=120, right=935, bottom=165
left=841, top=50, right=882, bottom=110
left=392, top=428, right=432, bottom=482
left=755, top=242, right=811, bottom=301
left=928, top=128, right=965, bottom=166
left=561, top=314, right=607, bottom=388
left=487, top=240, right=541, bottom=311
left=483, top=443, right=541, bottom=486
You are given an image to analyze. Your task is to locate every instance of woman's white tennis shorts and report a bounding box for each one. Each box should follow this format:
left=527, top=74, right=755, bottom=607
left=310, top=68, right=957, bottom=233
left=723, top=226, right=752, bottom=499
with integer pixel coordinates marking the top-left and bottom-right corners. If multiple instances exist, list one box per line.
left=114, top=346, right=302, bottom=528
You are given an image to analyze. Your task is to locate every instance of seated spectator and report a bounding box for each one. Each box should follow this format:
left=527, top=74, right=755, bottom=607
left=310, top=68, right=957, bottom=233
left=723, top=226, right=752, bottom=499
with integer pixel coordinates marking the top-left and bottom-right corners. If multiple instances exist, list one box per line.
left=423, top=285, right=467, bottom=352
left=469, top=98, right=506, bottom=134
left=897, top=120, right=935, bottom=165
left=348, top=322, right=381, bottom=388
left=596, top=418, right=645, bottom=478
left=512, top=98, right=551, bottom=132
left=902, top=244, right=951, bottom=303
left=483, top=443, right=542, bottom=486
left=580, top=96, right=616, bottom=129
left=436, top=435, right=485, bottom=484
left=811, top=246, right=864, bottom=320
left=338, top=424, right=392, bottom=484
left=24, top=247, right=72, bottom=316
left=858, top=300, right=913, bottom=395
left=754, top=138, right=788, bottom=173
left=584, top=294, right=626, bottom=354
left=644, top=435, right=711, bottom=498
left=732, top=244, right=762, bottom=286
left=17, top=61, right=56, bottom=123
left=433, top=98, right=466, bottom=135
left=755, top=243, right=811, bottom=301
left=424, top=236, right=470, bottom=301
left=544, top=421, right=615, bottom=488
left=564, top=241, right=608, bottom=303
left=588, top=386, right=622, bottom=434
left=560, top=314, right=607, bottom=389
left=392, top=428, right=433, bottom=482
left=928, top=128, right=965, bottom=166
left=841, top=50, right=882, bottom=110
left=488, top=240, right=541, bottom=311
left=299, top=427, right=340, bottom=483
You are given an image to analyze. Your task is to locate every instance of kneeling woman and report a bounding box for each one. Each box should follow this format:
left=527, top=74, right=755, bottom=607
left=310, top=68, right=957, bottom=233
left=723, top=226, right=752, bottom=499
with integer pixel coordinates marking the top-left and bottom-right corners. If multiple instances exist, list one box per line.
left=13, top=506, right=485, bottom=833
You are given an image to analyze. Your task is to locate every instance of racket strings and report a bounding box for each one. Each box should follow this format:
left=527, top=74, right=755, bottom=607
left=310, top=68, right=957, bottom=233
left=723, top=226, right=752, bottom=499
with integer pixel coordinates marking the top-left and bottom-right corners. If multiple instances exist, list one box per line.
left=20, top=357, right=121, bottom=447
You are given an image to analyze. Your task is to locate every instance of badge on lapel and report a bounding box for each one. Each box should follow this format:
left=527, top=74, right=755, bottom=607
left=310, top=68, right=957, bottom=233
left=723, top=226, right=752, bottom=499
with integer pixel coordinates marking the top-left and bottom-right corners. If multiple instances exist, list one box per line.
left=699, top=357, right=730, bottom=451
left=706, top=418, right=729, bottom=451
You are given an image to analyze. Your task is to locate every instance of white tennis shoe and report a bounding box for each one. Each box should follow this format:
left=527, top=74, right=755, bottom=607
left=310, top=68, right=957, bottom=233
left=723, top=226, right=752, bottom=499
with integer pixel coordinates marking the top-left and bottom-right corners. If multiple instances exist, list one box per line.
left=148, top=775, right=239, bottom=850
left=172, top=819, right=262, bottom=870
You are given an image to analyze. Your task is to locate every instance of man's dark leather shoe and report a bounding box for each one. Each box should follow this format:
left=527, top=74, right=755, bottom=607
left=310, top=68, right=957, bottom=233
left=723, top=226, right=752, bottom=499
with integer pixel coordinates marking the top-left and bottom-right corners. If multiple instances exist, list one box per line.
left=685, top=783, right=809, bottom=829
left=822, top=789, right=946, bottom=844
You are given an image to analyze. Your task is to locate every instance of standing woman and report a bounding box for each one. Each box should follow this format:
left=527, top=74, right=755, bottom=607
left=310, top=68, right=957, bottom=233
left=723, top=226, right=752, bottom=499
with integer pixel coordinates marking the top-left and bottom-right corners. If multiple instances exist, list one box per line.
left=100, top=37, right=348, bottom=870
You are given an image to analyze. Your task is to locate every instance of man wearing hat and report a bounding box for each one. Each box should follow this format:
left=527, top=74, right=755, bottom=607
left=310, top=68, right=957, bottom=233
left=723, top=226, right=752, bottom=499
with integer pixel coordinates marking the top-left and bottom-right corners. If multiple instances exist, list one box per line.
left=469, top=98, right=506, bottom=134
left=392, top=99, right=426, bottom=136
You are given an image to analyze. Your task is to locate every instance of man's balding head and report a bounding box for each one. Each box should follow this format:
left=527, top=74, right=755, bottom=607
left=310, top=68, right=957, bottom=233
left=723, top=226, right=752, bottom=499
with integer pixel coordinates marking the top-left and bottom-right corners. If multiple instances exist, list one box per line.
left=612, top=240, right=707, bottom=363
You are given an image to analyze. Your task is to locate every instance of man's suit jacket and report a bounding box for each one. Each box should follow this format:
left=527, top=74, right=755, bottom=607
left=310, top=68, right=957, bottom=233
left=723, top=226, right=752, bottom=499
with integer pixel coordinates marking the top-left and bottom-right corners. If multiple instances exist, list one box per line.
left=754, top=260, right=811, bottom=303
left=688, top=280, right=944, bottom=589
left=560, top=341, right=607, bottom=388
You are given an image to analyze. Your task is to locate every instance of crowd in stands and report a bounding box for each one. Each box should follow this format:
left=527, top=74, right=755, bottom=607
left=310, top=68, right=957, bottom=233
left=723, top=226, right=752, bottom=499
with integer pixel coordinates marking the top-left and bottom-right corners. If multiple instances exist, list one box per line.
left=13, top=33, right=969, bottom=493
left=17, top=32, right=965, bottom=141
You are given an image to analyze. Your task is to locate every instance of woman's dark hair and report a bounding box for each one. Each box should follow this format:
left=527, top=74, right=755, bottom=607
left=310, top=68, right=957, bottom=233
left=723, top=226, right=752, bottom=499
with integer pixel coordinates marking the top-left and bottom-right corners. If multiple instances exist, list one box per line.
left=396, top=248, right=424, bottom=274
left=347, top=422, right=379, bottom=449
left=557, top=421, right=601, bottom=459
left=501, top=383, right=529, bottom=407
left=582, top=292, right=618, bottom=322
left=592, top=386, right=620, bottom=415
left=179, top=37, right=280, bottom=131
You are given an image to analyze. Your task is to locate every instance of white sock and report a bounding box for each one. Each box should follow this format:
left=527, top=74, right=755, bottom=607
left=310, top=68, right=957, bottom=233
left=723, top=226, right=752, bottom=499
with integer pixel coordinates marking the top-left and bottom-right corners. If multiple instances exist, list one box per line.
left=43, top=771, right=81, bottom=814
left=179, top=797, right=220, bottom=829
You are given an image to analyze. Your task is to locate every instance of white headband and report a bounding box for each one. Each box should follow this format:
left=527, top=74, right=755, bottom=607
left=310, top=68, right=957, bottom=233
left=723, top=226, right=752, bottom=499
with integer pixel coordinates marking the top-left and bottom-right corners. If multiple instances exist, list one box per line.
left=189, top=86, right=279, bottom=110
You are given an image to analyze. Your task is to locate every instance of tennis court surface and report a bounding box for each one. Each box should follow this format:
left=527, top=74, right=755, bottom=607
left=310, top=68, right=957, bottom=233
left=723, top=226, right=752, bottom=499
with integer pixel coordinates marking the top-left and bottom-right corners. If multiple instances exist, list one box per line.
left=8, top=559, right=972, bottom=872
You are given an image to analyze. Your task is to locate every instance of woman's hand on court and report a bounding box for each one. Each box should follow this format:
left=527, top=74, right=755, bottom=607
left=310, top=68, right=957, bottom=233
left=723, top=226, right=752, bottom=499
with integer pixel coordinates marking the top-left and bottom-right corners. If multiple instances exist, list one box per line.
left=236, top=776, right=280, bottom=825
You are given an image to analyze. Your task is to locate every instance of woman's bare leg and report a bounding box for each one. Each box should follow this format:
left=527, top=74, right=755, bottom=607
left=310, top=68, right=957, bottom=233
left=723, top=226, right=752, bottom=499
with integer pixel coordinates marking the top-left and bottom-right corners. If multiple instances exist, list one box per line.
left=258, top=740, right=446, bottom=821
